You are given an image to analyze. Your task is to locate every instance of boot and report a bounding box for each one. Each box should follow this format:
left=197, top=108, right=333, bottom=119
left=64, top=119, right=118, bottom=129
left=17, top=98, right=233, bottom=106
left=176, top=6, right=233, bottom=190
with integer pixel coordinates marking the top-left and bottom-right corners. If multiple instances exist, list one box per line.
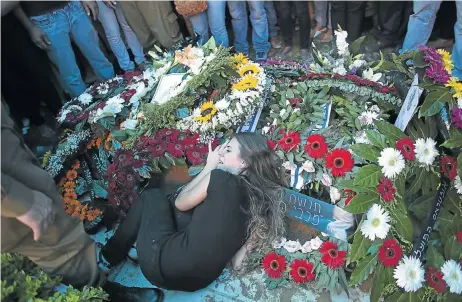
left=103, top=281, right=164, bottom=302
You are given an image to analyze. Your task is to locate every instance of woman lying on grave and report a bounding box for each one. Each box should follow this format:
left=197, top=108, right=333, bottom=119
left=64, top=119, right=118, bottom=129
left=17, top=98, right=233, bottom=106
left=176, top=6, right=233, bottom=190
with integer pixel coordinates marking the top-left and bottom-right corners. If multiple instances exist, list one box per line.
left=100, top=132, right=287, bottom=292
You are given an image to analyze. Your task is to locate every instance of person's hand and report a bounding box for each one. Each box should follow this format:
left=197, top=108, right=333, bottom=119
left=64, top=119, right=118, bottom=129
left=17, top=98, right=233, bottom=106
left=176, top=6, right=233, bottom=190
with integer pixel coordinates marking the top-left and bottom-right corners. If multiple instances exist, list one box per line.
left=29, top=27, right=51, bottom=51
left=205, top=141, right=222, bottom=170
left=82, top=1, right=99, bottom=21
left=102, top=0, right=116, bottom=10
left=16, top=191, right=56, bottom=241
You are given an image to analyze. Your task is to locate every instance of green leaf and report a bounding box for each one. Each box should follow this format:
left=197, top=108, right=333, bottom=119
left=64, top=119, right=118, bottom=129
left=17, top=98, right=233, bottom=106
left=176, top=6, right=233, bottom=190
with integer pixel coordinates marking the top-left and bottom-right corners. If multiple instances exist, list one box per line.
left=387, top=292, right=422, bottom=302
left=409, top=194, right=433, bottom=222
left=344, top=192, right=380, bottom=214
left=441, top=137, right=462, bottom=149
left=286, top=88, right=295, bottom=99
left=405, top=116, right=438, bottom=140
left=408, top=167, right=427, bottom=195
left=351, top=232, right=372, bottom=262
left=350, top=144, right=381, bottom=162
left=458, top=153, right=462, bottom=178
left=371, top=266, right=393, bottom=302
left=353, top=165, right=382, bottom=187
left=419, top=90, right=451, bottom=117
left=390, top=209, right=413, bottom=242
left=349, top=36, right=366, bottom=55
left=366, top=130, right=388, bottom=149
left=426, top=245, right=445, bottom=268
left=287, top=152, right=294, bottom=165
left=444, top=236, right=462, bottom=260
left=98, top=117, right=115, bottom=130
left=374, top=120, right=406, bottom=142
left=338, top=269, right=349, bottom=296
left=349, top=254, right=378, bottom=286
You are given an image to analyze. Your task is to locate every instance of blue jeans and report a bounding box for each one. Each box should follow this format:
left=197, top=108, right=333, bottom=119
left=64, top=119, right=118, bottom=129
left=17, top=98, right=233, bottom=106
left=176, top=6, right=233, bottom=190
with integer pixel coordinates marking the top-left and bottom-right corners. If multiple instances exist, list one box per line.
left=189, top=1, right=228, bottom=46
left=227, top=0, right=270, bottom=56
left=30, top=2, right=114, bottom=97
left=401, top=0, right=462, bottom=78
left=264, top=1, right=278, bottom=37
left=98, top=1, right=145, bottom=71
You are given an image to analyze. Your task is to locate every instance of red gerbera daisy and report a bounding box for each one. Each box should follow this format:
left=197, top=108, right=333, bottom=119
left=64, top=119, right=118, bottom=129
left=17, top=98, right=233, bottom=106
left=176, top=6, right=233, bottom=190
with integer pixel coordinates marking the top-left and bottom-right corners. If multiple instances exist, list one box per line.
left=457, top=231, right=462, bottom=243
left=164, top=129, right=180, bottom=143
left=278, top=131, right=301, bottom=152
left=267, top=140, right=276, bottom=151
left=396, top=137, right=416, bottom=161
left=288, top=97, right=303, bottom=109
left=344, top=189, right=355, bottom=206
left=319, top=241, right=346, bottom=269
left=167, top=142, right=184, bottom=158
left=441, top=155, right=458, bottom=180
left=304, top=134, right=328, bottom=159
left=377, top=177, right=396, bottom=202
left=148, top=141, right=167, bottom=157
left=262, top=252, right=286, bottom=279
left=289, top=259, right=315, bottom=283
left=425, top=266, right=448, bottom=293
left=325, top=148, right=354, bottom=177
left=186, top=148, right=204, bottom=165
left=378, top=239, right=403, bottom=267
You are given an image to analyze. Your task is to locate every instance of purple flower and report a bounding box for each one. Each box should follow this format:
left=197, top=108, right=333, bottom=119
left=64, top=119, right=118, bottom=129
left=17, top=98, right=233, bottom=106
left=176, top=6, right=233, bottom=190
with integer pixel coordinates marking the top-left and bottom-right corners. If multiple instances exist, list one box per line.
left=452, top=107, right=462, bottom=129
left=350, top=67, right=358, bottom=75
left=425, top=63, right=451, bottom=83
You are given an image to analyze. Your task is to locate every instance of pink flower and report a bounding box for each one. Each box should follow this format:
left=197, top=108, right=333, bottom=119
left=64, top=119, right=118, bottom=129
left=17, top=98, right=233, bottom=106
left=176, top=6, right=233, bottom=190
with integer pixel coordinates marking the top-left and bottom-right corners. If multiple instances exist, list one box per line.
left=452, top=107, right=462, bottom=129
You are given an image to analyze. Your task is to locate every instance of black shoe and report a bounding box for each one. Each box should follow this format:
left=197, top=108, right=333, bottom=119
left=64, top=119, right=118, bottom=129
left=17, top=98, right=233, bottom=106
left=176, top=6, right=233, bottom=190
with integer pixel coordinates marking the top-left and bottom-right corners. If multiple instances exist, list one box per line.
left=364, top=39, right=395, bottom=53
left=103, top=281, right=164, bottom=302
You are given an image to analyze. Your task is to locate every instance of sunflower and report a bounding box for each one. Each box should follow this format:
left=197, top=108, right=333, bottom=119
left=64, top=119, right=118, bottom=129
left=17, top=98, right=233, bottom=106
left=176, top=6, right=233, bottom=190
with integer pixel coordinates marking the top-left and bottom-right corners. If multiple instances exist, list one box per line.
left=231, top=53, right=249, bottom=68
left=194, top=100, right=218, bottom=123
left=232, top=74, right=258, bottom=91
left=437, top=49, right=453, bottom=75
left=446, top=77, right=462, bottom=98
left=238, top=64, right=260, bottom=77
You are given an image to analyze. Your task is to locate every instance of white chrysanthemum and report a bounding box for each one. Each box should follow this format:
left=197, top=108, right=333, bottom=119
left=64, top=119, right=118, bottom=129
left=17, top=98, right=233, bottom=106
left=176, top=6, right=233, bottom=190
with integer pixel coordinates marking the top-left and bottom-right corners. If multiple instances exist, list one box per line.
left=330, top=187, right=341, bottom=203
left=301, top=160, right=315, bottom=173
left=300, top=241, right=312, bottom=253
left=455, top=175, right=462, bottom=195
left=215, top=99, right=230, bottom=110
left=442, top=260, right=462, bottom=294
left=378, top=148, right=406, bottom=179
left=271, top=237, right=287, bottom=249
left=360, top=204, right=390, bottom=240
left=414, top=138, right=439, bottom=166
left=358, top=110, right=379, bottom=126
left=283, top=240, right=302, bottom=253
left=393, top=256, right=425, bottom=292
left=321, top=174, right=332, bottom=187
left=310, top=237, right=323, bottom=250
left=78, top=93, right=93, bottom=105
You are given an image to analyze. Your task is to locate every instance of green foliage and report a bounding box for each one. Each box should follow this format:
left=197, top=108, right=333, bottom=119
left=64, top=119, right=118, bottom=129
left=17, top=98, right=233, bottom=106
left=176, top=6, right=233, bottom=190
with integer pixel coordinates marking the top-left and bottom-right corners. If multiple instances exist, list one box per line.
left=1, top=253, right=108, bottom=302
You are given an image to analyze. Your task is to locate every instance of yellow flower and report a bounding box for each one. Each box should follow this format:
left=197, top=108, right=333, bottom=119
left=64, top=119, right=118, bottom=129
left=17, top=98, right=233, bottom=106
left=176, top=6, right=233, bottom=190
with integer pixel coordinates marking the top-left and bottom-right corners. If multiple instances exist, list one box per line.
left=231, top=53, right=249, bottom=68
left=446, top=77, right=462, bottom=98
left=437, top=49, right=453, bottom=75
left=238, top=64, right=260, bottom=77
left=232, top=74, right=258, bottom=91
left=194, top=100, right=218, bottom=123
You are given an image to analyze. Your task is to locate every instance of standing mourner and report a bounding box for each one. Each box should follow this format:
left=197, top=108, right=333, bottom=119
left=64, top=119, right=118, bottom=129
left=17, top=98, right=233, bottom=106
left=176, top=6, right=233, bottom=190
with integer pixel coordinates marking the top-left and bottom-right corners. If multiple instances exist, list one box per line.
left=97, top=0, right=146, bottom=72
left=330, top=1, right=366, bottom=42
left=14, top=1, right=115, bottom=98
left=264, top=1, right=282, bottom=49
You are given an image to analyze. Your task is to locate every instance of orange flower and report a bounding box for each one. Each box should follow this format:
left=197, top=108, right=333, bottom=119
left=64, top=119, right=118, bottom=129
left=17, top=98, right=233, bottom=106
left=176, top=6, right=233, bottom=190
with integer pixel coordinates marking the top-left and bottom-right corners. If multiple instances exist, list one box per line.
left=105, top=134, right=113, bottom=151
left=71, top=161, right=80, bottom=170
left=64, top=181, right=76, bottom=189
left=66, top=170, right=78, bottom=180
left=63, top=196, right=73, bottom=204
left=64, top=187, right=74, bottom=193
left=95, top=138, right=102, bottom=149
left=64, top=191, right=77, bottom=200
left=86, top=209, right=102, bottom=221
left=65, top=207, right=74, bottom=215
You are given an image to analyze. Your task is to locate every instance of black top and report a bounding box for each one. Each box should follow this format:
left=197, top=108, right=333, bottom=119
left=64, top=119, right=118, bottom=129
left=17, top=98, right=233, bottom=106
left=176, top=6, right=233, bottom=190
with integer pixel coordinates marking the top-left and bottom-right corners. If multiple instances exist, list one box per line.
left=21, top=1, right=68, bottom=17
left=159, top=169, right=250, bottom=291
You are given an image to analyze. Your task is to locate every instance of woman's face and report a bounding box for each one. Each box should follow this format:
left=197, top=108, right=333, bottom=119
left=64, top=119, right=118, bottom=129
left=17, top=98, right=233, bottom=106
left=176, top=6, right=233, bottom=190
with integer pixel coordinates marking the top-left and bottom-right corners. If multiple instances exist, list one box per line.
left=218, top=138, right=245, bottom=172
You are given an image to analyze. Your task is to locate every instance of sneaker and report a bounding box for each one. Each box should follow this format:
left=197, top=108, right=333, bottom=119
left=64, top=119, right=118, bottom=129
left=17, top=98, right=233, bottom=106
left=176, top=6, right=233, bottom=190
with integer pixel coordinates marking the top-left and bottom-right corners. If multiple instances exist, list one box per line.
left=136, top=62, right=146, bottom=71
left=103, top=281, right=164, bottom=302
left=270, top=36, right=283, bottom=49
left=255, top=52, right=267, bottom=62
left=300, top=49, right=314, bottom=64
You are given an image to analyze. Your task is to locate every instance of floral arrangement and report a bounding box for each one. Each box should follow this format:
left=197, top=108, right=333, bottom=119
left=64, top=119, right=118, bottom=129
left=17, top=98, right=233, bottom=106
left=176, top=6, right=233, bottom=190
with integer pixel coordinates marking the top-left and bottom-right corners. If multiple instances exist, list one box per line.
left=176, top=59, right=268, bottom=142
left=341, top=119, right=461, bottom=301
left=251, top=236, right=349, bottom=292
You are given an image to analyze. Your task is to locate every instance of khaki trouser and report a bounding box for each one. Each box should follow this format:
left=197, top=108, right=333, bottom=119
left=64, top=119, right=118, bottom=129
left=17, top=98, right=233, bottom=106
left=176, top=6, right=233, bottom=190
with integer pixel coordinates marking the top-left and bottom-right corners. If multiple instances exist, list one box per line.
left=119, top=1, right=183, bottom=51
left=4, top=205, right=104, bottom=288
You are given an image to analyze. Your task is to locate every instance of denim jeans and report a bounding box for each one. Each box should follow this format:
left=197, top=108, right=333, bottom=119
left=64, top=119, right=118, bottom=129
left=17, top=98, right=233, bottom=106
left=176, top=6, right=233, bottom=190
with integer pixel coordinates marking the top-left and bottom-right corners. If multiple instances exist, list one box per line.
left=30, top=2, right=114, bottom=97
left=264, top=1, right=278, bottom=37
left=227, top=0, right=270, bottom=56
left=98, top=1, right=145, bottom=71
left=314, top=1, right=332, bottom=29
left=189, top=1, right=228, bottom=46
left=401, top=0, right=462, bottom=78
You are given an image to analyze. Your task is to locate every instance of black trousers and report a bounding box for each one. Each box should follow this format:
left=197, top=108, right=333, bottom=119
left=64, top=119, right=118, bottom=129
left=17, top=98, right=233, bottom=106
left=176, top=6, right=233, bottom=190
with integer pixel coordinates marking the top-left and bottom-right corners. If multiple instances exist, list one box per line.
left=102, top=189, right=212, bottom=292
left=375, top=1, right=411, bottom=44
left=330, top=1, right=366, bottom=42
left=276, top=1, right=311, bottom=49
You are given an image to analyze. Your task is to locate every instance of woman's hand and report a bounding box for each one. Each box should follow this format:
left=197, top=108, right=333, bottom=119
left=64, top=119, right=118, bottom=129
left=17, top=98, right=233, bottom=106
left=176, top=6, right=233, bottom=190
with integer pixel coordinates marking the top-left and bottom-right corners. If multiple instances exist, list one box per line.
left=205, top=141, right=221, bottom=170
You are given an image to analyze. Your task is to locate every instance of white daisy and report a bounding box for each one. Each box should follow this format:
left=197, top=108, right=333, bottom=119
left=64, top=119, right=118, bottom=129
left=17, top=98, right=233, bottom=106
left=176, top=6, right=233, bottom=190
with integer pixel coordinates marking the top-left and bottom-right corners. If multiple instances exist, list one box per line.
left=393, top=256, right=425, bottom=292
left=271, top=237, right=287, bottom=249
left=414, top=138, right=439, bottom=166
left=283, top=240, right=302, bottom=253
left=78, top=93, right=93, bottom=105
left=360, top=204, right=390, bottom=240
left=378, top=148, right=406, bottom=179
left=441, top=260, right=462, bottom=294
left=454, top=175, right=462, bottom=195
left=215, top=99, right=230, bottom=110
left=358, top=110, right=379, bottom=126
